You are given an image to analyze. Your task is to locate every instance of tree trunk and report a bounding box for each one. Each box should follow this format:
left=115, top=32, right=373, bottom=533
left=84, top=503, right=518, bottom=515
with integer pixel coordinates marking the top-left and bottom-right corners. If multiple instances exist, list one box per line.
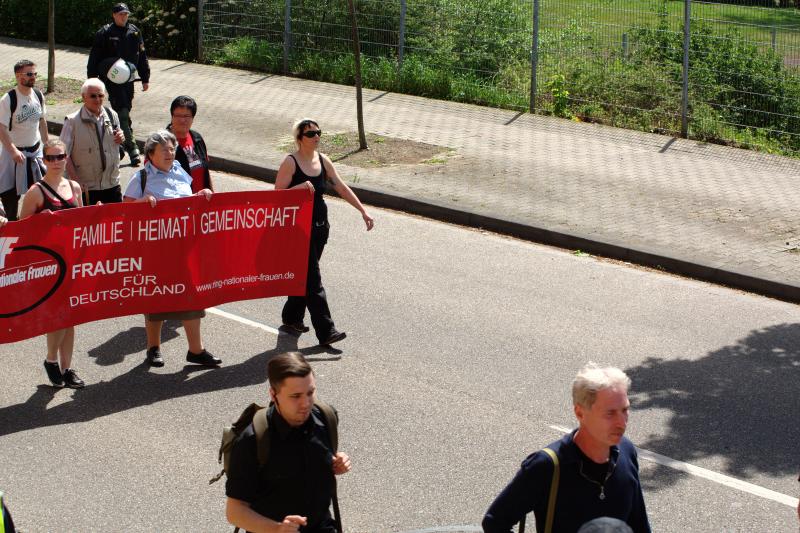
left=347, top=0, right=367, bottom=150
left=47, top=0, right=55, bottom=93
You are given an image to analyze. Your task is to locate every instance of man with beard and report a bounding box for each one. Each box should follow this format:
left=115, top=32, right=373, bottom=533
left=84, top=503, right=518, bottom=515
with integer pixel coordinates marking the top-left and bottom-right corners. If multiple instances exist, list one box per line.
left=0, top=59, right=48, bottom=220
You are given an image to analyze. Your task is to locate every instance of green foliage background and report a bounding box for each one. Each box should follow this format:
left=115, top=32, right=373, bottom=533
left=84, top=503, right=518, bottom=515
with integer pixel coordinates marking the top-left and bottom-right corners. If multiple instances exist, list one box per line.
left=1, top=0, right=799, bottom=155
left=0, top=0, right=198, bottom=60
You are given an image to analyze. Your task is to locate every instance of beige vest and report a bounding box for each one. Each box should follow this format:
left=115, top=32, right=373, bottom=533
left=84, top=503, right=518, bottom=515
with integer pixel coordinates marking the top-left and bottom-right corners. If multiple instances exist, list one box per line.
left=65, top=106, right=120, bottom=191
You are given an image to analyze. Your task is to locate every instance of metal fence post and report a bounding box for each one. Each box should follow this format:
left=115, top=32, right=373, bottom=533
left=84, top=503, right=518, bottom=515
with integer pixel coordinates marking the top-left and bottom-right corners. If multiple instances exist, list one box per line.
left=681, top=0, right=691, bottom=138
left=771, top=27, right=777, bottom=51
left=530, top=0, right=540, bottom=114
left=399, top=0, right=407, bottom=66
left=197, top=0, right=205, bottom=62
left=622, top=32, right=628, bottom=60
left=283, top=0, right=292, bottom=75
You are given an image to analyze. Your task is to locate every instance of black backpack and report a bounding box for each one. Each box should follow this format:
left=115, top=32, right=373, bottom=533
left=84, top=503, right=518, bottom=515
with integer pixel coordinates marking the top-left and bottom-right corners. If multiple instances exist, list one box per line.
left=7, top=88, right=44, bottom=131
left=211, top=401, right=343, bottom=533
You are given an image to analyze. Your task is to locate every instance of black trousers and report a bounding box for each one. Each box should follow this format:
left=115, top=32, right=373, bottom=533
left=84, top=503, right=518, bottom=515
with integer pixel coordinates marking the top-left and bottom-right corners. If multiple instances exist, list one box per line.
left=0, top=188, right=19, bottom=221
left=282, top=222, right=335, bottom=342
left=83, top=185, right=122, bottom=206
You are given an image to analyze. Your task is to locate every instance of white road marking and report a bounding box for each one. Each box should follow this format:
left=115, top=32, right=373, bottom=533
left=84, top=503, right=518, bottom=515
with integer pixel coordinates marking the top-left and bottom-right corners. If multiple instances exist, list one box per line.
left=207, top=306, right=280, bottom=335
left=204, top=307, right=800, bottom=510
left=549, top=425, right=799, bottom=508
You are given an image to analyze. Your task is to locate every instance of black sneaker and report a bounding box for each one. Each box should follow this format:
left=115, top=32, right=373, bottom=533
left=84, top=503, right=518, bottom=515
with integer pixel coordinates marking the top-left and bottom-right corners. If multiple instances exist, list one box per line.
left=146, top=346, right=164, bottom=367
left=62, top=368, right=85, bottom=389
left=186, top=349, right=221, bottom=366
left=282, top=322, right=310, bottom=334
left=321, top=330, right=347, bottom=346
left=43, top=360, right=64, bottom=387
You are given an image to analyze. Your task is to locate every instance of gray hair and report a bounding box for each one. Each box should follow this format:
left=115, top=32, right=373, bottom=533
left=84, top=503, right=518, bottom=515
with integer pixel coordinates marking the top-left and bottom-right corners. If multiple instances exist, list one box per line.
left=572, top=363, right=631, bottom=409
left=144, top=130, right=177, bottom=158
left=81, top=77, right=106, bottom=96
left=292, top=118, right=319, bottom=151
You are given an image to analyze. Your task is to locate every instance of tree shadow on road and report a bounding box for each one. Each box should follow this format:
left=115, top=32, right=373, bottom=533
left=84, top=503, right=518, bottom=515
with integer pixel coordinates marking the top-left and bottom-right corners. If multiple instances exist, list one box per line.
left=0, top=329, right=342, bottom=438
left=626, top=322, right=800, bottom=490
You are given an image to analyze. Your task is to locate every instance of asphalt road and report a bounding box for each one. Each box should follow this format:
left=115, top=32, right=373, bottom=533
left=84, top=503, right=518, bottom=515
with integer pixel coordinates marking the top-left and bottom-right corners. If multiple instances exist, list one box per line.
left=1, top=170, right=798, bottom=532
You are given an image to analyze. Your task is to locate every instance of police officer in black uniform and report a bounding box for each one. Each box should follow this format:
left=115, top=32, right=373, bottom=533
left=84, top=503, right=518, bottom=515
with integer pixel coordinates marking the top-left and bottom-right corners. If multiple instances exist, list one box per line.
left=87, top=2, right=150, bottom=166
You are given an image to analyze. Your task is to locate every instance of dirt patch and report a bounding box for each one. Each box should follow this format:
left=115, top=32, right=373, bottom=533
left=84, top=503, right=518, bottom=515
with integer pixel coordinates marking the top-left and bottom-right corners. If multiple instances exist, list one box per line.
left=280, top=131, right=452, bottom=168
left=0, top=77, right=83, bottom=106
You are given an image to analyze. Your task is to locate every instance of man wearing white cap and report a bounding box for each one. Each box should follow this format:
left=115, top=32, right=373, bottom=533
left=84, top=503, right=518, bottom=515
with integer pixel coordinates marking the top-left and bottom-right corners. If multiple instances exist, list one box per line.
left=87, top=2, right=150, bottom=166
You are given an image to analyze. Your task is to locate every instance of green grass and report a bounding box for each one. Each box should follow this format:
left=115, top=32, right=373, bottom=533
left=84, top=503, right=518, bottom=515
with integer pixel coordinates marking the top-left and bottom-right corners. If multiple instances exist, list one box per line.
left=204, top=1, right=800, bottom=158
left=544, top=0, right=800, bottom=50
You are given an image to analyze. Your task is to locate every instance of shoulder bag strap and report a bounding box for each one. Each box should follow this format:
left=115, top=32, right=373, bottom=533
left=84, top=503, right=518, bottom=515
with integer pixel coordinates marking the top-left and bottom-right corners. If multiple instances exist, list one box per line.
left=314, top=401, right=342, bottom=533
left=139, top=168, right=147, bottom=195
left=541, top=447, right=560, bottom=533
left=37, top=180, right=71, bottom=206
left=7, top=90, right=16, bottom=131
left=253, top=407, right=270, bottom=467
left=104, top=106, right=118, bottom=129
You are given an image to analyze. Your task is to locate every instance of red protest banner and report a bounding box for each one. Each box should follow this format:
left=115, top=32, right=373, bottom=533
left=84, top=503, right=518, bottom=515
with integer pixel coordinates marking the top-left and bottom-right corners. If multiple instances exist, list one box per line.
left=0, top=189, right=312, bottom=343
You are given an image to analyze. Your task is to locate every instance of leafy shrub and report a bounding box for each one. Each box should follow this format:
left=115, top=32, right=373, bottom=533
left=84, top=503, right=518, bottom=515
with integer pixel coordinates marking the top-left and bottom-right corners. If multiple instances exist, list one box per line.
left=0, top=0, right=197, bottom=61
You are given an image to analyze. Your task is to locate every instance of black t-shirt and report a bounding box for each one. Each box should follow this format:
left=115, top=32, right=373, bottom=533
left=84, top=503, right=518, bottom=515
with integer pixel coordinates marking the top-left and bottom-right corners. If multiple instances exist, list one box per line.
left=225, top=405, right=337, bottom=533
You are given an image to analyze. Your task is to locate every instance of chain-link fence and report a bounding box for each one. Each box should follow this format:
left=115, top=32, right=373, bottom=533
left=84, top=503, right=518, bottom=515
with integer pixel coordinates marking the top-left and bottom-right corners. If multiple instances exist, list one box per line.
left=199, top=0, right=800, bottom=156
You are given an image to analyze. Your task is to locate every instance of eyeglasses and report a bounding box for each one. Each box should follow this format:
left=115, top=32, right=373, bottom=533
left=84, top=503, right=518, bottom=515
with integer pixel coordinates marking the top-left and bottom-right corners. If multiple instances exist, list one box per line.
left=172, top=114, right=193, bottom=119
left=87, top=93, right=105, bottom=99
left=301, top=130, right=322, bottom=138
left=22, top=72, right=37, bottom=77
left=44, top=153, right=67, bottom=162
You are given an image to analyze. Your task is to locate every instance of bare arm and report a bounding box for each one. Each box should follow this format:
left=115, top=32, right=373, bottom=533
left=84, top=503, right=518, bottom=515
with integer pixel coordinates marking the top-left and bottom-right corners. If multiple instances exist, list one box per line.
left=39, top=117, right=49, bottom=144
left=275, top=155, right=314, bottom=195
left=0, top=124, right=23, bottom=163
left=225, top=498, right=306, bottom=533
left=19, top=186, right=44, bottom=219
left=321, top=154, right=374, bottom=230
left=70, top=180, right=84, bottom=208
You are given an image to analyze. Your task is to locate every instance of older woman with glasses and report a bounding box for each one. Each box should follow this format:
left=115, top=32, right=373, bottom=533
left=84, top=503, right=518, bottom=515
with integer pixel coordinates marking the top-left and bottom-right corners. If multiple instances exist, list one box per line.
left=166, top=95, right=213, bottom=193
left=123, top=130, right=219, bottom=368
left=19, top=139, right=85, bottom=388
left=274, top=118, right=374, bottom=347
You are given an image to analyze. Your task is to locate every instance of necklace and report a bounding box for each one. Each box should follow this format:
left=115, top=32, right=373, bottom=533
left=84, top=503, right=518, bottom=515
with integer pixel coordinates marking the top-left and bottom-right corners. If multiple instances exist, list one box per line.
left=578, top=458, right=617, bottom=500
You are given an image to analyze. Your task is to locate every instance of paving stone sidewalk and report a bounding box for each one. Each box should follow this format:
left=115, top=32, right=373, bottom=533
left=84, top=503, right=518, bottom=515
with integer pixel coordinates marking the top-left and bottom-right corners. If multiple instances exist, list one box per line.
left=4, top=37, right=800, bottom=300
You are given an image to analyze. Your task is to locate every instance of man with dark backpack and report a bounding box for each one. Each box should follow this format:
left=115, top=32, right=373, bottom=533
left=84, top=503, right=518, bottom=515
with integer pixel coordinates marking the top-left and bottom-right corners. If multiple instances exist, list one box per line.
left=0, top=59, right=48, bottom=220
left=224, top=352, right=351, bottom=533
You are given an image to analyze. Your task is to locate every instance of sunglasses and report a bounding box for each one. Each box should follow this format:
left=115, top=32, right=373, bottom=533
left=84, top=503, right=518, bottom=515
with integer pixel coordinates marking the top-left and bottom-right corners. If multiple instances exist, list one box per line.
left=22, top=72, right=37, bottom=77
left=301, top=130, right=322, bottom=138
left=44, top=153, right=67, bottom=162
left=87, top=93, right=105, bottom=99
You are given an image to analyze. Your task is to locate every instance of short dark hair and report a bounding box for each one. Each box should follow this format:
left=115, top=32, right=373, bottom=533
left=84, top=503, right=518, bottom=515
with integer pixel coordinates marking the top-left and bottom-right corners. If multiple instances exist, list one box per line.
left=14, top=60, right=35, bottom=73
left=170, top=95, right=197, bottom=117
left=268, top=352, right=313, bottom=391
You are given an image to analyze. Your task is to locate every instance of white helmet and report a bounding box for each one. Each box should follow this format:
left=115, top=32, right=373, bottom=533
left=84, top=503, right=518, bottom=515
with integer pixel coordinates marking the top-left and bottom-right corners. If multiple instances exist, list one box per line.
left=107, top=58, right=136, bottom=84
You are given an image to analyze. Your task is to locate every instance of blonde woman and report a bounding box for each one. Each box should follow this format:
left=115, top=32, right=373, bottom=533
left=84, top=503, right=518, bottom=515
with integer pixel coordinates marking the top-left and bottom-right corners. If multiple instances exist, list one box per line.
left=274, top=118, right=374, bottom=346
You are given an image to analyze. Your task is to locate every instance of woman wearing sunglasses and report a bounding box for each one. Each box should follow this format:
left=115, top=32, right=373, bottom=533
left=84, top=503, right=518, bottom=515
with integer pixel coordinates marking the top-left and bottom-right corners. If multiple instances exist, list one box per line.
left=19, top=139, right=85, bottom=388
left=274, top=118, right=374, bottom=346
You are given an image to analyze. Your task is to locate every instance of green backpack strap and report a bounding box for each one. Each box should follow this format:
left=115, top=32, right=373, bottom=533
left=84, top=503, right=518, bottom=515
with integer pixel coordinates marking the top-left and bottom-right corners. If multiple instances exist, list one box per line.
left=252, top=406, right=270, bottom=467
left=541, top=447, right=560, bottom=533
left=0, top=490, right=6, bottom=533
left=314, top=400, right=342, bottom=533
left=314, top=400, right=338, bottom=451
left=518, top=447, right=560, bottom=533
